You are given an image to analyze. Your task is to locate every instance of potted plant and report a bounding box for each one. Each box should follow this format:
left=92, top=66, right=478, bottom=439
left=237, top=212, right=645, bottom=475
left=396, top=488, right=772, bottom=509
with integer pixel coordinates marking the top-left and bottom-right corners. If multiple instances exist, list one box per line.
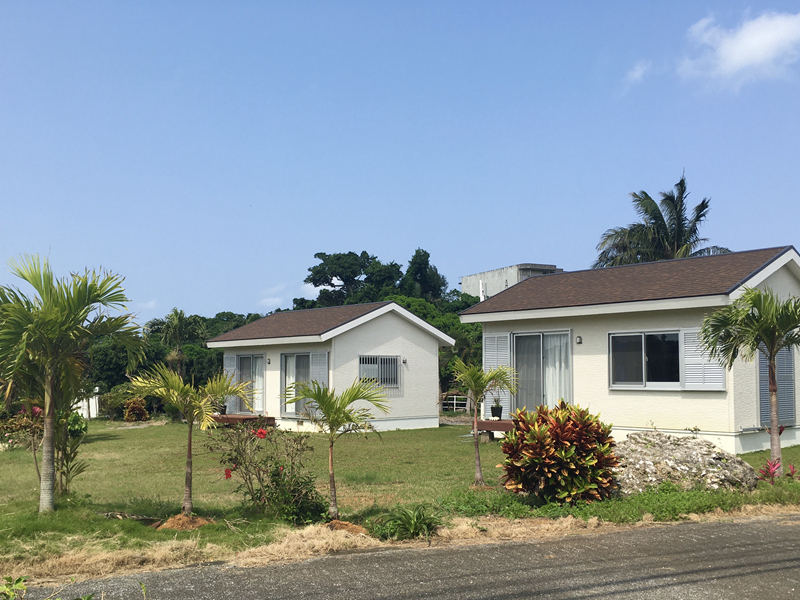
left=490, top=397, right=503, bottom=419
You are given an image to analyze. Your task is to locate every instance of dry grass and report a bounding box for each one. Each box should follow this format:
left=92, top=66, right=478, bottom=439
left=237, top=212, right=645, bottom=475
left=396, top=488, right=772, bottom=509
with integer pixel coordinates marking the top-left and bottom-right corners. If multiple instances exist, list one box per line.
left=10, top=504, right=800, bottom=585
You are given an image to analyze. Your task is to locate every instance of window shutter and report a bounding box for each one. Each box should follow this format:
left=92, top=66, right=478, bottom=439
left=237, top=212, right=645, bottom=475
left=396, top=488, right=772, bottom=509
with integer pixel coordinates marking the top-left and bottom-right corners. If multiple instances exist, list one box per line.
left=761, top=348, right=796, bottom=426
left=224, top=354, right=238, bottom=413
left=310, top=352, right=328, bottom=387
left=483, top=334, right=510, bottom=419
left=681, top=329, right=725, bottom=391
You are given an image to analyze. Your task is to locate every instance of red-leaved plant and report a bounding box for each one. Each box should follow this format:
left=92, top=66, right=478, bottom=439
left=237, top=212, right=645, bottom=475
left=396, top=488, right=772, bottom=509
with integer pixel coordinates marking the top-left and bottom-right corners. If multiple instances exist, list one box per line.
left=499, top=401, right=619, bottom=504
left=757, top=459, right=782, bottom=485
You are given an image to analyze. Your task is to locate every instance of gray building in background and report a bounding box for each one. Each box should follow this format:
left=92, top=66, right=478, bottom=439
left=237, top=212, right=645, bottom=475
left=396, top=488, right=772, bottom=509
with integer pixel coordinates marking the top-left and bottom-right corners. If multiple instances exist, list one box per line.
left=460, top=263, right=562, bottom=300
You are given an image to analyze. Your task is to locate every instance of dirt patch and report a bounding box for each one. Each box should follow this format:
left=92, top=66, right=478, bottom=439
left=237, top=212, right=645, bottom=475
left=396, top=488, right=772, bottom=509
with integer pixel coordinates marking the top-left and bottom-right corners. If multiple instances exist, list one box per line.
left=158, top=514, right=214, bottom=531
left=328, top=520, right=369, bottom=535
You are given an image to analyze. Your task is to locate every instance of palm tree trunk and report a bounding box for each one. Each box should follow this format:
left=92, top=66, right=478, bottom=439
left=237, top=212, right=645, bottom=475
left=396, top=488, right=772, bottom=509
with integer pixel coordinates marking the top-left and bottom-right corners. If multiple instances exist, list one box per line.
left=473, top=394, right=485, bottom=486
left=39, top=369, right=55, bottom=513
left=328, top=441, right=338, bottom=520
left=183, top=421, right=193, bottom=515
left=768, top=357, right=783, bottom=476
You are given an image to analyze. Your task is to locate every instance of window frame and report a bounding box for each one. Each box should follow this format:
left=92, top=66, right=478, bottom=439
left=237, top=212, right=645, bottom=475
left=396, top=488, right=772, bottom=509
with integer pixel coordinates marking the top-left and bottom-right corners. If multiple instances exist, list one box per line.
left=280, top=351, right=328, bottom=418
left=608, top=329, right=694, bottom=391
left=359, top=355, right=401, bottom=390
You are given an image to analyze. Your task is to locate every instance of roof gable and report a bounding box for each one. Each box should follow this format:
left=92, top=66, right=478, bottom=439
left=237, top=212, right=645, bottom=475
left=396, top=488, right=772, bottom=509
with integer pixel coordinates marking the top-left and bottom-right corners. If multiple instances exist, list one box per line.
left=207, top=301, right=455, bottom=347
left=461, top=246, right=795, bottom=319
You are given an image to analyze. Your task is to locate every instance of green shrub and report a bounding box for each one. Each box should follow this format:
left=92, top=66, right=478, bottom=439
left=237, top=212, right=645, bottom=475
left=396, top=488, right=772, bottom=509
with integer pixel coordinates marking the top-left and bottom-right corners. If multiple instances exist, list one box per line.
left=67, top=411, right=88, bottom=438
left=123, top=397, right=149, bottom=422
left=499, top=401, right=618, bottom=504
left=207, top=420, right=327, bottom=524
left=370, top=503, right=443, bottom=542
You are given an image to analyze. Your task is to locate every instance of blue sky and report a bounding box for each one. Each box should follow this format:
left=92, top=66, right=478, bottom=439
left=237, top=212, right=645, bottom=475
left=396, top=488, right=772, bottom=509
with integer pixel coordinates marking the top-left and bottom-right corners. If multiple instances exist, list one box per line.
left=1, top=2, right=799, bottom=323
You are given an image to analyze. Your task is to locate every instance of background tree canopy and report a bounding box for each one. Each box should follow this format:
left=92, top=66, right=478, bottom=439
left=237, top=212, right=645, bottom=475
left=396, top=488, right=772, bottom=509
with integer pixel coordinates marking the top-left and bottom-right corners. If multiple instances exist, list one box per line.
left=84, top=248, right=481, bottom=410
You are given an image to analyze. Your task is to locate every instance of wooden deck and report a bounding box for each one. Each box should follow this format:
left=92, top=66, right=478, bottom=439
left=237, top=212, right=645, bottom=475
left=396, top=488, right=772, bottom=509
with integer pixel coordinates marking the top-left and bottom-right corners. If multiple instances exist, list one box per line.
left=212, top=414, right=276, bottom=426
left=476, top=419, right=514, bottom=432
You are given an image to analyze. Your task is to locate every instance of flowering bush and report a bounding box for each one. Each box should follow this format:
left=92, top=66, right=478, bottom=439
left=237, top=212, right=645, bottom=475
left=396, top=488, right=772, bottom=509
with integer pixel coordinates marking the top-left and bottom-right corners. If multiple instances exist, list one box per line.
left=0, top=409, right=44, bottom=450
left=207, top=418, right=326, bottom=524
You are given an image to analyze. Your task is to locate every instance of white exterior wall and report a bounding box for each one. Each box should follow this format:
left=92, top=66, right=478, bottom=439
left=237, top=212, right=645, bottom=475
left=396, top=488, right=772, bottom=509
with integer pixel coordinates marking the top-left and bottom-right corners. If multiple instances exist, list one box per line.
left=222, top=312, right=442, bottom=432
left=480, top=263, right=800, bottom=454
left=224, top=341, right=332, bottom=431
left=333, top=311, right=440, bottom=430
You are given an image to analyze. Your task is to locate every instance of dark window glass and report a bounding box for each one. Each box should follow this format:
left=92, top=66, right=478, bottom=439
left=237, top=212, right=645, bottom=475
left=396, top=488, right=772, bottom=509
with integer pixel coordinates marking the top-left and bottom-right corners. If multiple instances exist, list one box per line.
left=611, top=335, right=644, bottom=385
left=645, top=333, right=680, bottom=382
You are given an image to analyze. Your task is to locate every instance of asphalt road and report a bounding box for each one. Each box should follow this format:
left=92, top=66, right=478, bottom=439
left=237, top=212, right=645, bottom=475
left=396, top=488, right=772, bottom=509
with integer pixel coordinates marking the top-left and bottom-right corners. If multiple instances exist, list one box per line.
left=29, top=513, right=800, bottom=600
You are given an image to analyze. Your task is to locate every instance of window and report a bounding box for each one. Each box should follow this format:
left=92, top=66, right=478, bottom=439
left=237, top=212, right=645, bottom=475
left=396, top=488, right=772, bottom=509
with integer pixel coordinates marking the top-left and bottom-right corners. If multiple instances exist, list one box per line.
left=281, top=352, right=328, bottom=417
left=609, top=329, right=724, bottom=391
left=223, top=354, right=264, bottom=414
left=359, top=355, right=400, bottom=388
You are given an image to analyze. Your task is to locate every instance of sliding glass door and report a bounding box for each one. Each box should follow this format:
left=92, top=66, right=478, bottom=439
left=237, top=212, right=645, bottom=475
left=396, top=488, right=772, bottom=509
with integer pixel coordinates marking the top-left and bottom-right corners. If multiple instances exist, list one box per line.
left=513, top=332, right=572, bottom=411
left=514, top=334, right=542, bottom=412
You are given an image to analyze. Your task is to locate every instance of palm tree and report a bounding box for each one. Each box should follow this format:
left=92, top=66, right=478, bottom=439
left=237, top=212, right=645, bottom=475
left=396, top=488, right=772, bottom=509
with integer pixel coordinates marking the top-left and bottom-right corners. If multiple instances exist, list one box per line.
left=451, top=358, right=517, bottom=486
left=129, top=364, right=252, bottom=516
left=701, top=287, right=800, bottom=475
left=284, top=379, right=388, bottom=520
left=593, top=175, right=730, bottom=268
left=148, top=308, right=205, bottom=377
left=0, top=255, right=143, bottom=513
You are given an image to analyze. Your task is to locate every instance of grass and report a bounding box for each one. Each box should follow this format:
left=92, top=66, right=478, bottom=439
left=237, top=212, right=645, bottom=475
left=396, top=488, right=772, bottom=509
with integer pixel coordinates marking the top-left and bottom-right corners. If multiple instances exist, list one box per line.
left=2, top=418, right=800, bottom=580
left=0, top=419, right=504, bottom=575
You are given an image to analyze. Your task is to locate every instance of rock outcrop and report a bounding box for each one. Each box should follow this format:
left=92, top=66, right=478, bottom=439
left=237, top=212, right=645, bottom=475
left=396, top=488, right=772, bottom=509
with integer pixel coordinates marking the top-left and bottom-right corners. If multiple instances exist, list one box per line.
left=614, top=431, right=758, bottom=496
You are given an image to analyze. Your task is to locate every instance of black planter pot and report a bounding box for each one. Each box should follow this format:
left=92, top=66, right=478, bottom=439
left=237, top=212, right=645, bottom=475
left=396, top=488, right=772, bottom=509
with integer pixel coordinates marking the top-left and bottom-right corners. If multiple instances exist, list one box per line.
left=490, top=406, right=503, bottom=419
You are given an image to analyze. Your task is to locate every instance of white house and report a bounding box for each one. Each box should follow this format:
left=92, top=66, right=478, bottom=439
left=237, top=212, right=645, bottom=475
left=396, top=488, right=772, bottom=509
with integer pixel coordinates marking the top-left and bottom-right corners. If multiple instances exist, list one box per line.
left=459, top=247, right=800, bottom=454
left=207, top=301, right=454, bottom=431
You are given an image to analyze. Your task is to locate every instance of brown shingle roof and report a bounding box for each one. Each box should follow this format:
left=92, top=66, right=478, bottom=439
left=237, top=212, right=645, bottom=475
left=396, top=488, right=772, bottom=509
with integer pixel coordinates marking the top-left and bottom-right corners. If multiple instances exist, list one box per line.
left=460, top=247, right=793, bottom=316
left=209, top=302, right=392, bottom=342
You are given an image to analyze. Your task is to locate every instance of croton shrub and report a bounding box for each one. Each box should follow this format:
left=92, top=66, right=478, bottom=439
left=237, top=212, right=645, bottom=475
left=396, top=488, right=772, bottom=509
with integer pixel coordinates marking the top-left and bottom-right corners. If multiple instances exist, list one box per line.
left=498, top=401, right=619, bottom=504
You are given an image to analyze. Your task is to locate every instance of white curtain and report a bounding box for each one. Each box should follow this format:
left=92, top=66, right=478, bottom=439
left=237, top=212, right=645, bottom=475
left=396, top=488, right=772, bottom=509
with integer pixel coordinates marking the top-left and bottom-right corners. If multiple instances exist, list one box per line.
left=543, top=333, right=571, bottom=407
left=283, top=354, right=296, bottom=415
left=252, top=355, right=264, bottom=413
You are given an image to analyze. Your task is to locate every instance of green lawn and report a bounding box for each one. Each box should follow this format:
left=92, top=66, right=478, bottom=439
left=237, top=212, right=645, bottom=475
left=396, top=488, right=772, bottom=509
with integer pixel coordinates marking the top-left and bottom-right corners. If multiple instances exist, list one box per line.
left=2, top=419, right=799, bottom=579
left=1, top=419, right=505, bottom=512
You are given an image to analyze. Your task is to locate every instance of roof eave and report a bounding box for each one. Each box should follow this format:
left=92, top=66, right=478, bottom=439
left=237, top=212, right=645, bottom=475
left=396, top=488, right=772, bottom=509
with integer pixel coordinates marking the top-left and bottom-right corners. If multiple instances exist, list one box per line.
left=459, top=294, right=732, bottom=324
left=207, top=335, right=323, bottom=348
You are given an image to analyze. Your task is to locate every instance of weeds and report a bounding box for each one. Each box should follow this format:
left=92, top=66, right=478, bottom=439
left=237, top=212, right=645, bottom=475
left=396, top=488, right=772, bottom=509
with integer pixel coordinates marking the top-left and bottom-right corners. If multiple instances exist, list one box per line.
left=369, top=504, right=444, bottom=544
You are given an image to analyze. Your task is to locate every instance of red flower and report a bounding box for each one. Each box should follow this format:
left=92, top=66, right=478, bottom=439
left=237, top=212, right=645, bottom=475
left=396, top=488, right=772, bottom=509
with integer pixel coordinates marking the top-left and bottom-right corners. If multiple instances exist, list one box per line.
left=279, top=466, right=283, bottom=472
left=225, top=469, right=232, bottom=479
left=256, top=428, right=267, bottom=439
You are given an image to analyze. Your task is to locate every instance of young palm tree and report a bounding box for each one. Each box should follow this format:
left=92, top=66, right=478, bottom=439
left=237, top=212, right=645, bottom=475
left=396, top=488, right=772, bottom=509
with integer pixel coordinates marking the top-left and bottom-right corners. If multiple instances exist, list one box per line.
left=284, top=379, right=388, bottom=520
left=593, top=175, right=730, bottom=268
left=0, top=255, right=143, bottom=513
left=451, top=358, right=517, bottom=486
left=129, top=364, right=252, bottom=516
left=701, top=287, right=800, bottom=474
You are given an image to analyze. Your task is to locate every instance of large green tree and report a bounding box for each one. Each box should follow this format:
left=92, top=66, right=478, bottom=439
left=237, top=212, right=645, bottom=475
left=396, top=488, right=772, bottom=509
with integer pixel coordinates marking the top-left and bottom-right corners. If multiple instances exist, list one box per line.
left=451, top=359, right=517, bottom=486
left=701, top=287, right=800, bottom=475
left=284, top=379, right=388, bottom=520
left=593, top=175, right=730, bottom=268
left=0, top=255, right=143, bottom=512
left=129, top=364, right=252, bottom=515
left=146, top=308, right=206, bottom=377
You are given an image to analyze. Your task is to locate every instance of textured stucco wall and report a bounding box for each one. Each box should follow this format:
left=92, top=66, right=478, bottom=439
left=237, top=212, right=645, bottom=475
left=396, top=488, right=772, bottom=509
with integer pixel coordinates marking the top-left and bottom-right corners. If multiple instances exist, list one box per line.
left=485, top=308, right=733, bottom=433
left=334, top=311, right=440, bottom=425
left=224, top=311, right=443, bottom=431
left=224, top=341, right=332, bottom=419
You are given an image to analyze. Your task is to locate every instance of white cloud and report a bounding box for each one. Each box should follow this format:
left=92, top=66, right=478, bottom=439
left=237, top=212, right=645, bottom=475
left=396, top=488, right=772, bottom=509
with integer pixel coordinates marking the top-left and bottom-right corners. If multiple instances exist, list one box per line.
left=258, top=283, right=286, bottom=310
left=258, top=296, right=283, bottom=309
left=137, top=299, right=157, bottom=310
left=626, top=59, right=652, bottom=83
left=679, top=11, right=800, bottom=86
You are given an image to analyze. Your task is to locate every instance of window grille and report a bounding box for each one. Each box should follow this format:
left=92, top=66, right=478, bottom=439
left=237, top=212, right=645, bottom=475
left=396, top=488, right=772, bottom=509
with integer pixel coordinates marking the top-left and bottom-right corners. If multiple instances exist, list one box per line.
left=359, top=355, right=400, bottom=388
